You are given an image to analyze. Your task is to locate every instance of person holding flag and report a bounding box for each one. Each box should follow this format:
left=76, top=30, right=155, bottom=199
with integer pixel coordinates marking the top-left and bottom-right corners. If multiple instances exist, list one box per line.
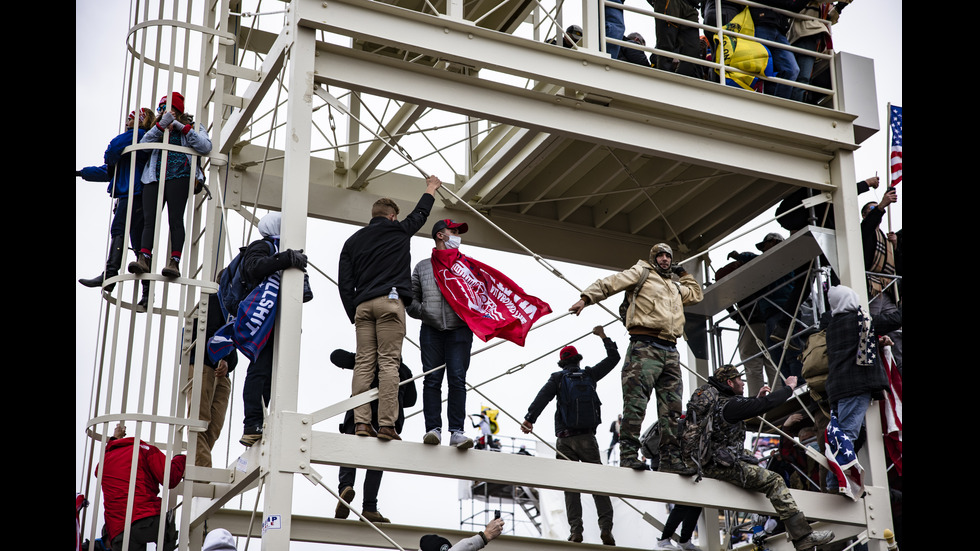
left=409, top=218, right=553, bottom=448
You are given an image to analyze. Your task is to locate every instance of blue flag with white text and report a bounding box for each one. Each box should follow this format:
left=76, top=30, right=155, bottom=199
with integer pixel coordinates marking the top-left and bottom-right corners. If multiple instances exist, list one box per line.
left=208, top=271, right=281, bottom=363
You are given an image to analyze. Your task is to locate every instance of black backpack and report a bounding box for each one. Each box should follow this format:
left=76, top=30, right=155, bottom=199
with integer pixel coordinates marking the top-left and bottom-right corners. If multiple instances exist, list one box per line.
left=558, top=371, right=602, bottom=430
left=217, top=240, right=282, bottom=320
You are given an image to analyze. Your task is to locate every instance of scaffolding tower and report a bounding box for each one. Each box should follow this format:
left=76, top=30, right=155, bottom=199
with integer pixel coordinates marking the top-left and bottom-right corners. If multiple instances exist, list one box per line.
left=76, top=0, right=899, bottom=549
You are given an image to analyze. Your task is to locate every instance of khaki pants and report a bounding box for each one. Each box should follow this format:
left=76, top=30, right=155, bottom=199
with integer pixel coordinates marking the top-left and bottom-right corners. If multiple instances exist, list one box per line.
left=187, top=364, right=231, bottom=467
left=353, top=296, right=405, bottom=427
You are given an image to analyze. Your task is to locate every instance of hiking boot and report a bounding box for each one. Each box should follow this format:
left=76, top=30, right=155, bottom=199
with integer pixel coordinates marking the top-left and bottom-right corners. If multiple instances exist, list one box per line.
left=128, top=253, right=151, bottom=275
left=784, top=512, right=835, bottom=550
left=567, top=534, right=583, bottom=543
left=240, top=430, right=262, bottom=447
left=654, top=539, right=681, bottom=550
left=423, top=428, right=442, bottom=445
left=600, top=529, right=616, bottom=546
left=162, top=256, right=180, bottom=279
left=620, top=457, right=651, bottom=470
left=335, top=486, right=355, bottom=519
left=377, top=427, right=401, bottom=441
left=450, top=431, right=473, bottom=449
left=355, top=423, right=378, bottom=438
left=361, top=510, right=390, bottom=524
left=658, top=459, right=696, bottom=476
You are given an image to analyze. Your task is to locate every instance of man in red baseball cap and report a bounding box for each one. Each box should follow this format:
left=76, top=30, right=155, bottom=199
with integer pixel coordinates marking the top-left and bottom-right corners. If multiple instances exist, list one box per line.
left=520, top=326, right=619, bottom=546
left=408, top=218, right=475, bottom=449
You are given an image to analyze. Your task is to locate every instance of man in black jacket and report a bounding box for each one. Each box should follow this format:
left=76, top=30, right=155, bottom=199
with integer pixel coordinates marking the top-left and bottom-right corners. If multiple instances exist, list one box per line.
left=338, top=175, right=442, bottom=441
left=521, top=326, right=619, bottom=546
left=239, top=212, right=309, bottom=446
left=330, top=349, right=417, bottom=524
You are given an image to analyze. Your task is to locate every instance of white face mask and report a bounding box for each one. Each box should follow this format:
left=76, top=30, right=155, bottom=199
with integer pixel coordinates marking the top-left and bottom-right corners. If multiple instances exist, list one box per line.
left=445, top=234, right=462, bottom=249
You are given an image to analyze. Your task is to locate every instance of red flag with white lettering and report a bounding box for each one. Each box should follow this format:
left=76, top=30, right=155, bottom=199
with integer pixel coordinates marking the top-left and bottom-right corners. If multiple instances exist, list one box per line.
left=430, top=248, right=552, bottom=346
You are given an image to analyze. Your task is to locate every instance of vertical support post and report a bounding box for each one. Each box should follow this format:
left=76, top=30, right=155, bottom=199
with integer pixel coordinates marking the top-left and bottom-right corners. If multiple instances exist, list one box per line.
left=829, top=150, right=865, bottom=305
left=582, top=0, right=600, bottom=52
left=257, top=6, right=316, bottom=549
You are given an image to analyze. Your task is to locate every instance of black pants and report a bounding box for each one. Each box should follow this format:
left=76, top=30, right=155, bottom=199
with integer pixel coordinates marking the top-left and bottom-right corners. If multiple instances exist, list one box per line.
left=110, top=513, right=177, bottom=551
left=140, top=176, right=190, bottom=257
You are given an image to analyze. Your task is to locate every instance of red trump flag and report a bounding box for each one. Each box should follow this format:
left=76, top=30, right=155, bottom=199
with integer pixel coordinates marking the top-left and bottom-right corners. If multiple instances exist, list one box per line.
left=430, top=248, right=552, bottom=346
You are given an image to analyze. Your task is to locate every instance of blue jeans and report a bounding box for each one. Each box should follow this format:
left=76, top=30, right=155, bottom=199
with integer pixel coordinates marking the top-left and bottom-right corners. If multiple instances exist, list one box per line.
left=791, top=34, right=820, bottom=103
left=421, top=324, right=473, bottom=433
left=605, top=0, right=625, bottom=59
left=826, top=393, right=871, bottom=489
left=753, top=24, right=799, bottom=99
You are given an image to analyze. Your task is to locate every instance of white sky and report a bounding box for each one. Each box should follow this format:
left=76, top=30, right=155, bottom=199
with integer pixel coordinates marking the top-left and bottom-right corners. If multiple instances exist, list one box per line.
left=76, top=1, right=901, bottom=548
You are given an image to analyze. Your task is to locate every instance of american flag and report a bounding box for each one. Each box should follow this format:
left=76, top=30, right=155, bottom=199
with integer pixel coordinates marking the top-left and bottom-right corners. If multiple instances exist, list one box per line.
left=825, top=412, right=864, bottom=501
left=889, top=105, right=902, bottom=186
left=879, top=345, right=903, bottom=475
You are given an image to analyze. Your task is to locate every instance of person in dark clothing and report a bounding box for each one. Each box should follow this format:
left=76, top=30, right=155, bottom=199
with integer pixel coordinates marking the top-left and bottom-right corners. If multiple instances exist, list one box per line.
left=776, top=176, right=880, bottom=234
left=239, top=212, right=309, bottom=446
left=188, top=290, right=239, bottom=466
left=546, top=24, right=583, bottom=48
left=697, top=365, right=834, bottom=550
left=655, top=504, right=702, bottom=550
left=860, top=187, right=901, bottom=370
left=820, top=285, right=901, bottom=491
left=330, top=349, right=417, bottom=524
left=521, top=326, right=619, bottom=546
left=338, top=176, right=442, bottom=442
left=618, top=32, right=651, bottom=67
left=649, top=0, right=701, bottom=78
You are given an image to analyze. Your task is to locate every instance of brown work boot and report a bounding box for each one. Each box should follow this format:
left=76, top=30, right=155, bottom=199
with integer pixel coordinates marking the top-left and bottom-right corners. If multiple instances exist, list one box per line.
left=377, top=427, right=401, bottom=441
left=161, top=256, right=180, bottom=278
left=355, top=423, right=378, bottom=438
left=361, top=510, right=390, bottom=523
left=128, top=253, right=151, bottom=275
left=335, top=486, right=356, bottom=519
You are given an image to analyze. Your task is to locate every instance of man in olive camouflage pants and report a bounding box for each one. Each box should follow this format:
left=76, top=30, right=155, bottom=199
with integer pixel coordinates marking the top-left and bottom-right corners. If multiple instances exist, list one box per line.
left=570, top=243, right=703, bottom=472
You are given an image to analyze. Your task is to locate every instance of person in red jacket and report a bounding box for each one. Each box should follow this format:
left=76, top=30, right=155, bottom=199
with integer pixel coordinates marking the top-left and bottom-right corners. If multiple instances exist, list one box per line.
left=98, top=424, right=186, bottom=551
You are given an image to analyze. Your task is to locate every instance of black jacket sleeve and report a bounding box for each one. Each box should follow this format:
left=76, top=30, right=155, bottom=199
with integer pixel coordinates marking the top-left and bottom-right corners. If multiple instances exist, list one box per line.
left=722, top=385, right=794, bottom=424
left=584, top=338, right=621, bottom=383
left=242, top=238, right=293, bottom=290
left=524, top=373, right=561, bottom=423
left=398, top=362, right=418, bottom=409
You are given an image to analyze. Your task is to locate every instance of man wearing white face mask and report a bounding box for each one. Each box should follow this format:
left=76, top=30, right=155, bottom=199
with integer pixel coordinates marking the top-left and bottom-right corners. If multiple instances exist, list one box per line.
left=408, top=219, right=475, bottom=449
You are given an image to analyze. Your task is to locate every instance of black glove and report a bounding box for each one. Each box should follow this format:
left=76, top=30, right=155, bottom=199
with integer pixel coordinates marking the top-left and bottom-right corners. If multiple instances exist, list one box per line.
left=279, top=248, right=308, bottom=270
left=671, top=264, right=687, bottom=276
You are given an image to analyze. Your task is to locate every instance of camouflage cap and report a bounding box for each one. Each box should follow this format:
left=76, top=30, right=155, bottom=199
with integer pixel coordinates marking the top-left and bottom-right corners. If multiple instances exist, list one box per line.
left=713, top=364, right=741, bottom=382
left=650, top=243, right=673, bottom=262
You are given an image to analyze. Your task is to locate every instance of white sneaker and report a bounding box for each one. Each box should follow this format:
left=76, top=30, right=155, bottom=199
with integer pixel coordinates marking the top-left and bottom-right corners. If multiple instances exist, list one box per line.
left=450, top=431, right=474, bottom=449
left=423, top=428, right=442, bottom=445
left=653, top=539, right=681, bottom=550
left=679, top=542, right=702, bottom=551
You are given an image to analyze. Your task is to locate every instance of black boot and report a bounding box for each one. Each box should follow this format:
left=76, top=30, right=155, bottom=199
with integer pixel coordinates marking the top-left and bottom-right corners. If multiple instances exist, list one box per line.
left=137, top=281, right=150, bottom=313
left=79, top=236, right=124, bottom=291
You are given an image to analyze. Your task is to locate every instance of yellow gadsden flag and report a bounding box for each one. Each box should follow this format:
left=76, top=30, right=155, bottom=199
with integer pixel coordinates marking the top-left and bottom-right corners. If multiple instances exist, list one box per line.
left=713, top=7, right=774, bottom=91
